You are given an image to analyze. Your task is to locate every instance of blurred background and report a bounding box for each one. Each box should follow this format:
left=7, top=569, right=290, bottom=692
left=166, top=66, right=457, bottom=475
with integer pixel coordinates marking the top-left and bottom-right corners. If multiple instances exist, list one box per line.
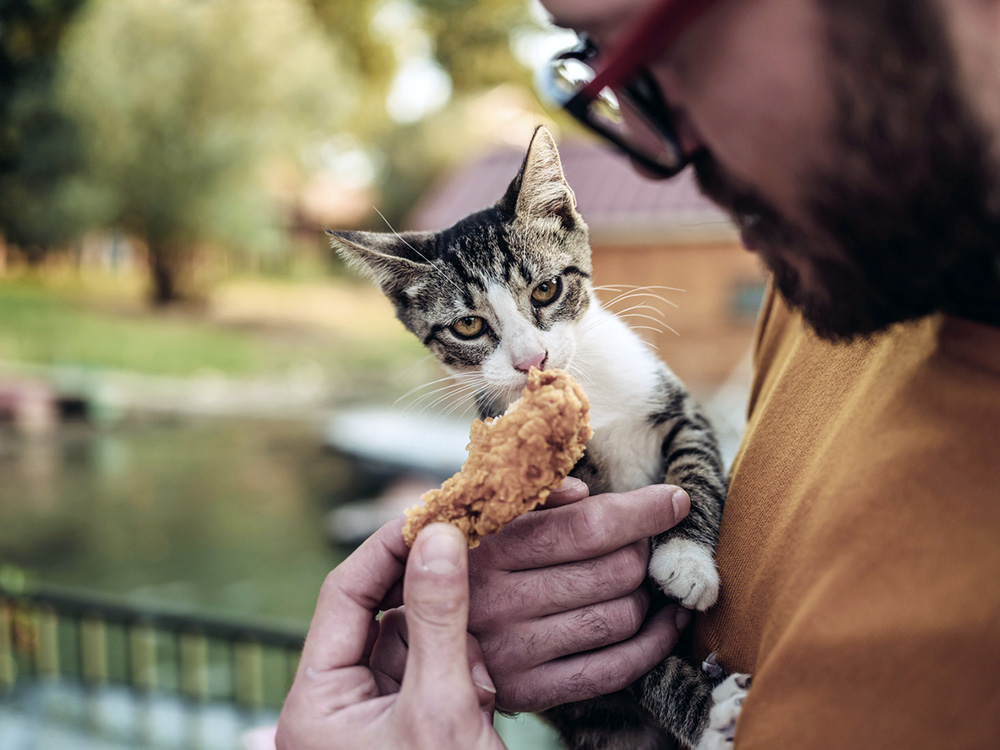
left=0, top=0, right=765, bottom=747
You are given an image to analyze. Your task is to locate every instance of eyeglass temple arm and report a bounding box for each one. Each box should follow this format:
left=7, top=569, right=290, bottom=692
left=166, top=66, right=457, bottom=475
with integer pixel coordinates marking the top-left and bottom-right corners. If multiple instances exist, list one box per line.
left=581, top=0, right=723, bottom=99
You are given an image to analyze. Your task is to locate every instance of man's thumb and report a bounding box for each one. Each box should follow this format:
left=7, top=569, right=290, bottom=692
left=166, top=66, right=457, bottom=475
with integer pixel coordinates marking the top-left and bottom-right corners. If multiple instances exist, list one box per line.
left=401, top=523, right=474, bottom=692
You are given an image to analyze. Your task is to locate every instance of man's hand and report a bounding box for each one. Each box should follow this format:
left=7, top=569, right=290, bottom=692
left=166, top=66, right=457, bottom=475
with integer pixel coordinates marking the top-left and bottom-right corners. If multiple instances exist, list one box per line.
left=276, top=520, right=505, bottom=750
left=469, top=479, right=692, bottom=712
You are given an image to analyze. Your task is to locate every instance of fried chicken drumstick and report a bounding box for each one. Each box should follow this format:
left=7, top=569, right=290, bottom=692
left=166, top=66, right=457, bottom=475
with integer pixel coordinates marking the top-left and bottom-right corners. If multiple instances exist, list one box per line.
left=402, top=368, right=592, bottom=548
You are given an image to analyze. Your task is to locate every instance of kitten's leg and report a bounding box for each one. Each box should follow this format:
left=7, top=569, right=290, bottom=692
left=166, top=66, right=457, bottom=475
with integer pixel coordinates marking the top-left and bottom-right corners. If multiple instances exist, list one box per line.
left=633, top=656, right=714, bottom=750
left=540, top=692, right=677, bottom=750
left=653, top=405, right=727, bottom=610
left=696, top=673, right=752, bottom=750
left=634, top=655, right=751, bottom=750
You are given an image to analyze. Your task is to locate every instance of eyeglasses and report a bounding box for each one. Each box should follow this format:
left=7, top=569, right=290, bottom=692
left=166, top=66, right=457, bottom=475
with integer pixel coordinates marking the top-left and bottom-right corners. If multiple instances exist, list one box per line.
left=536, top=0, right=722, bottom=178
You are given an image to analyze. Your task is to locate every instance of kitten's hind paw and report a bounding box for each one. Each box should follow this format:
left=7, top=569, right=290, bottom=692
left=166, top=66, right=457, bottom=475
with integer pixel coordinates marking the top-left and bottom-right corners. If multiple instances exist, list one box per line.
left=695, top=672, right=752, bottom=750
left=648, top=538, right=720, bottom=611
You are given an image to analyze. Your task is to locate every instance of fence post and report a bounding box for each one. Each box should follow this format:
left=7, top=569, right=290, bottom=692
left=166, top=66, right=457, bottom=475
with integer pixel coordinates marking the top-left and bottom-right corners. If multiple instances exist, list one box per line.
left=234, top=640, right=264, bottom=709
left=180, top=631, right=209, bottom=702
left=0, top=601, right=15, bottom=693
left=37, top=607, right=60, bottom=679
left=81, top=617, right=108, bottom=685
left=130, top=623, right=158, bottom=692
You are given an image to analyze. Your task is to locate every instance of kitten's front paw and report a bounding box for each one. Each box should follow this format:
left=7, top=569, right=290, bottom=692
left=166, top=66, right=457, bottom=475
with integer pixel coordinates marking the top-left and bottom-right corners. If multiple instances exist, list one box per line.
left=648, top=538, right=720, bottom=611
left=696, top=673, right=751, bottom=750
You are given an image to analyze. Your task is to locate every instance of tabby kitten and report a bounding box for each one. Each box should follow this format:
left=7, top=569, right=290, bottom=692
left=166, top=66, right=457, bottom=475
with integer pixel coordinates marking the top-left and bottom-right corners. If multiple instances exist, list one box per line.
left=332, top=127, right=749, bottom=750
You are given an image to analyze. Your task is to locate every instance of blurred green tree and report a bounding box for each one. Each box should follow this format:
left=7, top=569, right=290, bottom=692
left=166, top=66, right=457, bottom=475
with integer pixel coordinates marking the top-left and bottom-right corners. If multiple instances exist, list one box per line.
left=419, top=0, right=534, bottom=93
left=0, top=0, right=90, bottom=260
left=305, top=0, right=542, bottom=228
left=57, top=0, right=353, bottom=304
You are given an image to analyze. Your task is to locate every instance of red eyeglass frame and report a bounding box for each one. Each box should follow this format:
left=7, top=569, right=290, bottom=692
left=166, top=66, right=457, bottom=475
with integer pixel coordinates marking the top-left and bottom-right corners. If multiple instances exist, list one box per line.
left=579, top=0, right=723, bottom=101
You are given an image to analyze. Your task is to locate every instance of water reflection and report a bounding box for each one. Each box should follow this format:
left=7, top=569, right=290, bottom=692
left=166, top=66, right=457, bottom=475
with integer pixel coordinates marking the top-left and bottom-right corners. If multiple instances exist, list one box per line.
left=0, top=418, right=354, bottom=627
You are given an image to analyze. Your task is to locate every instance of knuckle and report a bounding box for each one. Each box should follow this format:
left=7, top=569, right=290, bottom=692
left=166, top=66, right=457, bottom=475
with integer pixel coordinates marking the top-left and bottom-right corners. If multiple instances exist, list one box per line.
left=498, top=675, right=539, bottom=713
left=578, top=651, right=633, bottom=696
left=609, top=543, right=649, bottom=593
left=568, top=596, right=643, bottom=650
left=566, top=503, right=607, bottom=557
left=616, top=594, right=646, bottom=638
left=468, top=580, right=514, bottom=630
left=569, top=606, right=614, bottom=648
left=479, top=627, right=520, bottom=672
left=408, top=590, right=464, bottom=628
left=318, top=568, right=342, bottom=600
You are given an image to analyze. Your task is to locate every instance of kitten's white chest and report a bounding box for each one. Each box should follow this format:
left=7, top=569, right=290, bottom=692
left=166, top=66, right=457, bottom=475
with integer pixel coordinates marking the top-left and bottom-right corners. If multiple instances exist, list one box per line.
left=587, top=412, right=665, bottom=492
left=575, top=307, right=671, bottom=493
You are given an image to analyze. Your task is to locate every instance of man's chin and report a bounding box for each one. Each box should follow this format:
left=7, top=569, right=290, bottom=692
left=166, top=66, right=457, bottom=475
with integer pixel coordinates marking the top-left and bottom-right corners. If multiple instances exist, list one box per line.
left=767, top=255, right=899, bottom=343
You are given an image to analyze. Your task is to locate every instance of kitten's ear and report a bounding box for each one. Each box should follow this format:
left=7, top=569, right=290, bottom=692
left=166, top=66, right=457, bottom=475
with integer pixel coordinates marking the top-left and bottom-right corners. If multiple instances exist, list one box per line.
left=498, top=126, right=581, bottom=229
left=329, top=229, right=434, bottom=296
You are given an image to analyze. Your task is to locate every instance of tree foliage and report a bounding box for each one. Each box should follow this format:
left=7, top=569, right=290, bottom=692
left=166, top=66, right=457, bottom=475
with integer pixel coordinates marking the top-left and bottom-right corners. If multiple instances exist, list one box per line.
left=0, top=0, right=89, bottom=255
left=418, top=0, right=535, bottom=93
left=57, top=0, right=352, bottom=303
left=2, top=0, right=546, bottom=303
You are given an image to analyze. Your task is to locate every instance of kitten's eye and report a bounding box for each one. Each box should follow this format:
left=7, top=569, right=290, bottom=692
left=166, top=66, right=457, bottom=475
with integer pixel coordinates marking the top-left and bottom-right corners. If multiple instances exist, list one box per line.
left=531, top=277, right=562, bottom=307
left=450, top=316, right=486, bottom=339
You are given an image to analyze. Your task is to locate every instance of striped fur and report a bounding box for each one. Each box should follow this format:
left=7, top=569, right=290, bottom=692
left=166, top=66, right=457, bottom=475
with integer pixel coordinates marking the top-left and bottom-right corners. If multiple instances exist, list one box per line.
left=333, top=127, right=731, bottom=750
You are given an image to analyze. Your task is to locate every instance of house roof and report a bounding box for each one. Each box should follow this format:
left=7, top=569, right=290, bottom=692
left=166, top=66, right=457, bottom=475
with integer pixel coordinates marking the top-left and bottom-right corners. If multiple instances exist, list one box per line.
left=406, top=138, right=736, bottom=243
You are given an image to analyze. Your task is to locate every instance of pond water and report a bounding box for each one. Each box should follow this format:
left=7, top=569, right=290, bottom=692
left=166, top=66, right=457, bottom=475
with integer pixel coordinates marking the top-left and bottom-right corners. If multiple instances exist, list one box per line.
left=0, top=415, right=561, bottom=749
left=0, top=416, right=353, bottom=628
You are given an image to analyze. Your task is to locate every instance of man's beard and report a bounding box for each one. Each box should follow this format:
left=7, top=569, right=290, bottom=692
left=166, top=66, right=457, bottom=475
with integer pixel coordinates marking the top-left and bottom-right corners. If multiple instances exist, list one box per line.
left=693, top=0, right=1000, bottom=342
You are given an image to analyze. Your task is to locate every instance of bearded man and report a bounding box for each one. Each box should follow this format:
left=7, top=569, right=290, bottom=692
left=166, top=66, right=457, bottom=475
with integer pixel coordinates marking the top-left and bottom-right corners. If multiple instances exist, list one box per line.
left=461, top=0, right=1000, bottom=747
left=276, top=1, right=999, bottom=748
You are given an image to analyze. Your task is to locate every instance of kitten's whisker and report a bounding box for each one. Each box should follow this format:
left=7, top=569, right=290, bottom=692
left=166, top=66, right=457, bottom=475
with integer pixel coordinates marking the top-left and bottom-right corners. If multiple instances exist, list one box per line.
left=406, top=377, right=483, bottom=418
left=629, top=324, right=667, bottom=335
left=400, top=376, right=479, bottom=409
left=600, top=290, right=680, bottom=310
left=394, top=354, right=435, bottom=382
left=618, top=312, right=677, bottom=331
left=593, top=284, right=686, bottom=293
left=614, top=303, right=668, bottom=320
left=394, top=372, right=475, bottom=406
left=423, top=382, right=481, bottom=412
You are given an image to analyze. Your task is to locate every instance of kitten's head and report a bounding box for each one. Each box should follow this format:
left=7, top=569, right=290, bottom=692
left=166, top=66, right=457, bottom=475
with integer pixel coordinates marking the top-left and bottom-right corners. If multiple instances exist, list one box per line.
left=332, top=127, right=593, bottom=413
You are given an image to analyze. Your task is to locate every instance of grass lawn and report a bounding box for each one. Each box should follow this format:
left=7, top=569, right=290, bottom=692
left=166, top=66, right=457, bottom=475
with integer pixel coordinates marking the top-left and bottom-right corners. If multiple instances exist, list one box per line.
left=0, top=271, right=429, bottom=388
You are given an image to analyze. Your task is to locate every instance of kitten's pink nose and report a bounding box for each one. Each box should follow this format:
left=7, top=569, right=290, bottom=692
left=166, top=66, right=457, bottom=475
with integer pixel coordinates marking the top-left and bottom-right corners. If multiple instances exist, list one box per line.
left=514, top=351, right=547, bottom=373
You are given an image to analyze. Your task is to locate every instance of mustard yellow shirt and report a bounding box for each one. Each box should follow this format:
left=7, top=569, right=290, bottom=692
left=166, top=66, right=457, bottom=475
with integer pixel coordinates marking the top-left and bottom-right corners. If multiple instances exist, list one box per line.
left=694, top=284, right=1000, bottom=748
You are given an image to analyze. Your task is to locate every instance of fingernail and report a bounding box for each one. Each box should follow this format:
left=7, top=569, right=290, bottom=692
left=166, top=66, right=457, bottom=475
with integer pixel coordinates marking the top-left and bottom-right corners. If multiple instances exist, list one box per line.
left=671, top=488, right=690, bottom=519
left=556, top=476, right=583, bottom=492
left=472, top=663, right=496, bottom=694
left=419, top=525, right=462, bottom=574
left=675, top=608, right=691, bottom=630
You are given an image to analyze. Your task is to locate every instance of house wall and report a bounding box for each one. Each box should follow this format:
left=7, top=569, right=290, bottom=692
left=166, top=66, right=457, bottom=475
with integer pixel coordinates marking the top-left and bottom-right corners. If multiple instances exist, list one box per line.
left=590, top=239, right=768, bottom=394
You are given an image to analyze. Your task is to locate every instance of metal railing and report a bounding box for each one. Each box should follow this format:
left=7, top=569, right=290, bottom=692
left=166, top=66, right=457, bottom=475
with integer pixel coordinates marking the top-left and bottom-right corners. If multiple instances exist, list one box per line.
left=0, top=583, right=304, bottom=711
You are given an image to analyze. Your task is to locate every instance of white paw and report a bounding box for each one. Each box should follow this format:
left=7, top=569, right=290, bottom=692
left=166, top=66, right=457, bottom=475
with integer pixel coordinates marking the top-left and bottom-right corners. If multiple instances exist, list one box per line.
left=696, top=673, right=751, bottom=750
left=647, top=538, right=720, bottom=611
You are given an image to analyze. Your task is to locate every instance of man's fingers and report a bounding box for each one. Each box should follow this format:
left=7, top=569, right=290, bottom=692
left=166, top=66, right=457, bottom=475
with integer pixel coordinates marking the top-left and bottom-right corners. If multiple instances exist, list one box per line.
left=539, top=476, right=590, bottom=508
left=496, top=603, right=687, bottom=713
left=370, top=606, right=495, bottom=709
left=476, top=485, right=689, bottom=571
left=473, top=540, right=649, bottom=624
left=400, top=524, right=479, bottom=700
left=298, top=517, right=409, bottom=674
left=503, top=588, right=652, bottom=668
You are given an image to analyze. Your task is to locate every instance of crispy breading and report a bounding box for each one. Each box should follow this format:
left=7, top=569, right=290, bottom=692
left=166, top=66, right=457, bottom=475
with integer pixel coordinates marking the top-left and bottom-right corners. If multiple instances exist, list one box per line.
left=402, top=368, right=593, bottom=548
